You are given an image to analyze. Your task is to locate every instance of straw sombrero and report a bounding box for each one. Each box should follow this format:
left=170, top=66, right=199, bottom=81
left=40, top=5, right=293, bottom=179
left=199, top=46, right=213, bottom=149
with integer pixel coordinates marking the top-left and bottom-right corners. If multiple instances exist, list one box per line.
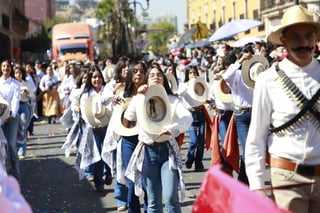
left=241, top=55, right=269, bottom=88
left=213, top=76, right=233, bottom=103
left=137, top=84, right=172, bottom=134
left=0, top=94, right=10, bottom=121
left=268, top=5, right=320, bottom=45
left=82, top=94, right=110, bottom=127
left=187, top=77, right=209, bottom=103
left=111, top=97, right=138, bottom=136
left=165, top=73, right=178, bottom=93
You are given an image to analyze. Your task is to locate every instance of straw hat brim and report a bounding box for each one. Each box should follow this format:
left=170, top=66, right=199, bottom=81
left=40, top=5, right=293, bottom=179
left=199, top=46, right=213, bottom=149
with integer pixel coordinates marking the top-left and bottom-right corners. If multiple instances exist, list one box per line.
left=82, top=94, right=110, bottom=127
left=267, top=6, right=320, bottom=45
left=268, top=22, right=320, bottom=45
left=165, top=73, right=178, bottom=93
left=213, top=78, right=233, bottom=103
left=241, top=55, right=269, bottom=88
left=137, top=84, right=172, bottom=134
left=111, top=97, right=139, bottom=136
left=187, top=77, right=209, bottom=103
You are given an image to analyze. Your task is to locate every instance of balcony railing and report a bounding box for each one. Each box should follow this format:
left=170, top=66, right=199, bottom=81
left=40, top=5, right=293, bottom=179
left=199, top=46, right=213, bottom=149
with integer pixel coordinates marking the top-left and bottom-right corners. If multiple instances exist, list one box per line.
left=261, top=0, right=295, bottom=12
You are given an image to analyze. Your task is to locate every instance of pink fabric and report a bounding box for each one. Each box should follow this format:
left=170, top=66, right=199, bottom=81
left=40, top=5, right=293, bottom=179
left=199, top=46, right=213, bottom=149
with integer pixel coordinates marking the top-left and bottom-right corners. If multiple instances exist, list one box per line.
left=192, top=166, right=292, bottom=213
left=0, top=166, right=32, bottom=213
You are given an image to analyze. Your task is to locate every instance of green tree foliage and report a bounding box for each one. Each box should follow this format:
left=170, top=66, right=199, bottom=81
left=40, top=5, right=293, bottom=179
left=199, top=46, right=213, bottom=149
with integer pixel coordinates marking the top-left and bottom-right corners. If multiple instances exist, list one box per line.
left=95, top=0, right=114, bottom=20
left=148, top=22, right=176, bottom=55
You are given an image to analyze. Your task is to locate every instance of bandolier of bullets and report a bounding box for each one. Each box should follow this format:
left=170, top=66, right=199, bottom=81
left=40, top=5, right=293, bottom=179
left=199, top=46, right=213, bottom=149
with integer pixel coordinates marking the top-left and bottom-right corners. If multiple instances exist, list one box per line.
left=270, top=66, right=320, bottom=137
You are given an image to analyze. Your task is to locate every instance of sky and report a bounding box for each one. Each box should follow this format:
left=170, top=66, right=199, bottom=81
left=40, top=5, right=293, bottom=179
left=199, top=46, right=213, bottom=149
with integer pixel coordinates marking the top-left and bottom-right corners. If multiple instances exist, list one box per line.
left=135, top=0, right=186, bottom=34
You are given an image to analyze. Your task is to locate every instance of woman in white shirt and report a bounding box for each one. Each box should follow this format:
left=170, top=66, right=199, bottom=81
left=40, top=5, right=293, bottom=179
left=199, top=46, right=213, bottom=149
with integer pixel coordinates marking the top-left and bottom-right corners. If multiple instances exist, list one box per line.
left=13, top=65, right=35, bottom=159
left=0, top=60, right=21, bottom=181
left=124, top=65, right=192, bottom=213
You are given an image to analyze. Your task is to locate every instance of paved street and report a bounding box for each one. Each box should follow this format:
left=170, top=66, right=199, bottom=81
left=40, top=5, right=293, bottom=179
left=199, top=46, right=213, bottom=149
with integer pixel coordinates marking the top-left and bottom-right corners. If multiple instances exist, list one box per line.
left=19, top=117, right=212, bottom=213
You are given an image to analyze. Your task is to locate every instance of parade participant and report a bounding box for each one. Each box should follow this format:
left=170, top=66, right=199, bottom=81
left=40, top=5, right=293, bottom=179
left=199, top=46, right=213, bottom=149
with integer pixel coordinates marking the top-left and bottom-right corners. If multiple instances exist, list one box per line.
left=178, top=65, right=208, bottom=171
left=124, top=66, right=192, bottom=213
left=25, top=62, right=39, bottom=136
left=103, top=58, right=130, bottom=210
left=60, top=63, right=76, bottom=110
left=14, top=66, right=34, bottom=159
left=39, top=65, right=62, bottom=124
left=222, top=45, right=255, bottom=184
left=0, top=60, right=21, bottom=181
left=120, top=61, right=147, bottom=212
left=0, top=92, right=10, bottom=167
left=79, top=65, right=113, bottom=193
left=209, top=52, right=236, bottom=173
left=245, top=5, right=320, bottom=213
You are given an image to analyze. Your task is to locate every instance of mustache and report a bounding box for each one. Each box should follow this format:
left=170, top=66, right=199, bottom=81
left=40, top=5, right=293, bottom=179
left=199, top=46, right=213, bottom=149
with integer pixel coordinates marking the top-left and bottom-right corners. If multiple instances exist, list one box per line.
left=291, top=46, right=315, bottom=52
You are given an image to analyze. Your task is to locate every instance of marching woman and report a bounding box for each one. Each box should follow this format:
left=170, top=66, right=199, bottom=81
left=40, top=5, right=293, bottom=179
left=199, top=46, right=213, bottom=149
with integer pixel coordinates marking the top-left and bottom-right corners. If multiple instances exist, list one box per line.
left=14, top=66, right=35, bottom=159
left=124, top=65, right=192, bottom=213
left=103, top=58, right=130, bottom=210
left=0, top=60, right=21, bottom=181
left=39, top=65, right=62, bottom=124
left=79, top=65, right=113, bottom=193
left=119, top=60, right=148, bottom=212
left=177, top=65, right=208, bottom=171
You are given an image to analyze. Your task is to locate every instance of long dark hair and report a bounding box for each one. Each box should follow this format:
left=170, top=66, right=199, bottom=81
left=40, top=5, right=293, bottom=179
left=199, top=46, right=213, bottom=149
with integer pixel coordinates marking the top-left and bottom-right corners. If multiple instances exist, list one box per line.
left=184, top=65, right=199, bottom=82
left=123, top=60, right=147, bottom=98
left=82, top=65, right=105, bottom=93
left=14, top=65, right=27, bottom=81
left=114, top=59, right=128, bottom=83
left=145, top=65, right=174, bottom=96
left=75, top=65, right=89, bottom=89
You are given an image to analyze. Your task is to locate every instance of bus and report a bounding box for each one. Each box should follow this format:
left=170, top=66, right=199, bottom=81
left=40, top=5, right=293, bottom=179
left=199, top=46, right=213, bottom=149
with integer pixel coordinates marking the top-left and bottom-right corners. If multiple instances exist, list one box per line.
left=51, top=22, right=95, bottom=62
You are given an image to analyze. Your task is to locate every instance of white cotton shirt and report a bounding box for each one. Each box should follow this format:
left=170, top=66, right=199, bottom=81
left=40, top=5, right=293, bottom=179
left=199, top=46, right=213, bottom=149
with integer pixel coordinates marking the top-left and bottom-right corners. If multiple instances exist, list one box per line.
left=124, top=94, right=192, bottom=145
left=245, top=57, right=320, bottom=190
left=0, top=77, right=20, bottom=117
left=223, top=61, right=253, bottom=107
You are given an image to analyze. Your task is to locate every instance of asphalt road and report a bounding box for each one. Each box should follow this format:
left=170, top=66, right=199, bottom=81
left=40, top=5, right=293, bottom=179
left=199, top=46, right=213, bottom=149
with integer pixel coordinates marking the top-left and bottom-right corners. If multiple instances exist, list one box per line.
left=19, top=117, right=212, bottom=213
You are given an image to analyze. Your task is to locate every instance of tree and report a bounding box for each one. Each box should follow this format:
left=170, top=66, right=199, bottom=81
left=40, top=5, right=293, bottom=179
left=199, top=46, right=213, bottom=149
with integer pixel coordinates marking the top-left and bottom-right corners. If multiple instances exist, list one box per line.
left=95, top=0, right=114, bottom=19
left=147, top=22, right=176, bottom=55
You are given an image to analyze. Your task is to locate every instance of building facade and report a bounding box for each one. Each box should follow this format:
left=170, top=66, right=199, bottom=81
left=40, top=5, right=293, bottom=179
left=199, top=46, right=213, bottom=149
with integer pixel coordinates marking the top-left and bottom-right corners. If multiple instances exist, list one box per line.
left=186, top=0, right=320, bottom=41
left=25, top=0, right=55, bottom=23
left=0, top=0, right=28, bottom=62
left=186, top=0, right=264, bottom=39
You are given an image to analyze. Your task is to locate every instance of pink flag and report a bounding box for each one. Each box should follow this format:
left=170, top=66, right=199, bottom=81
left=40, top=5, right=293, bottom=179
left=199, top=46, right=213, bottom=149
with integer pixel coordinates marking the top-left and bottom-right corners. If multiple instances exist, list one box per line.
left=192, top=166, right=292, bottom=213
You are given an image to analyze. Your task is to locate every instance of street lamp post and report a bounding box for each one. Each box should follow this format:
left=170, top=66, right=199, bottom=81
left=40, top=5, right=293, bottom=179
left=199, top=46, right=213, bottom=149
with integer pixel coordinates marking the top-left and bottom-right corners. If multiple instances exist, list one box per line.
left=128, top=0, right=150, bottom=30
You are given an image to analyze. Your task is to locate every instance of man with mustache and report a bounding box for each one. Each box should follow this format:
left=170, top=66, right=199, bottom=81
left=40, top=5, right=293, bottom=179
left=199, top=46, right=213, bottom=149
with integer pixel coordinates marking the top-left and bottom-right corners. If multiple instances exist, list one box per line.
left=245, top=5, right=320, bottom=213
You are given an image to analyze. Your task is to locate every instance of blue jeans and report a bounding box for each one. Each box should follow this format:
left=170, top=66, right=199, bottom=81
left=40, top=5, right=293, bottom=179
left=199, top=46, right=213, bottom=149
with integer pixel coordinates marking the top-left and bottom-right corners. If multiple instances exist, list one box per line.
left=122, top=135, right=148, bottom=213
left=113, top=149, right=128, bottom=208
left=114, top=179, right=128, bottom=207
left=216, top=110, right=233, bottom=144
left=234, top=110, right=251, bottom=184
left=17, top=102, right=32, bottom=156
left=142, top=143, right=181, bottom=213
left=185, top=109, right=205, bottom=169
left=92, top=126, right=112, bottom=189
left=2, top=115, right=20, bottom=181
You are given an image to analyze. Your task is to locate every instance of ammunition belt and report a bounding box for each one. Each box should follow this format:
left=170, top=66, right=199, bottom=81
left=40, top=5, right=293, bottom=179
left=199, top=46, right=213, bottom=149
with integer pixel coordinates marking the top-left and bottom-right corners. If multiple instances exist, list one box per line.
left=269, top=65, right=320, bottom=136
